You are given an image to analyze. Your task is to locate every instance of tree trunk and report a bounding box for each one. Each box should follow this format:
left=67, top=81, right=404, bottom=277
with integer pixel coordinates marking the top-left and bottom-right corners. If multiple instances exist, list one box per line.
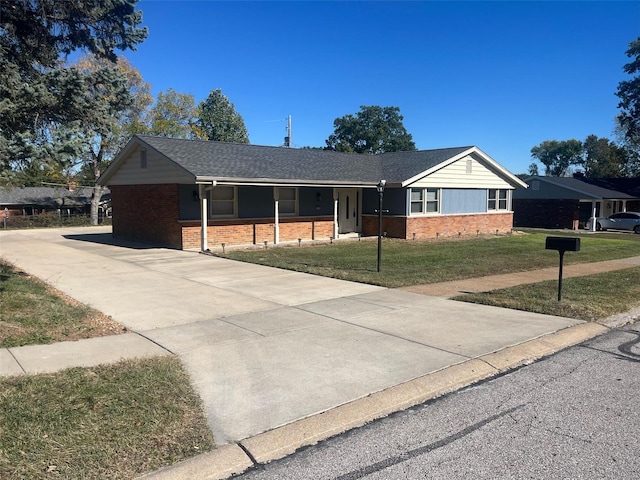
left=90, top=184, right=105, bottom=226
left=90, top=143, right=105, bottom=226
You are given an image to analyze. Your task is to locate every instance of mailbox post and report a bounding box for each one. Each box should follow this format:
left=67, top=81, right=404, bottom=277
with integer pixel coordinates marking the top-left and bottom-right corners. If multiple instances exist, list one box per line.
left=545, top=237, right=580, bottom=301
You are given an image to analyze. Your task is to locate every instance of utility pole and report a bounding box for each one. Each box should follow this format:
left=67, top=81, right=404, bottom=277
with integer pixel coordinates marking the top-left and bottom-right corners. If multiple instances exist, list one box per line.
left=284, top=115, right=292, bottom=147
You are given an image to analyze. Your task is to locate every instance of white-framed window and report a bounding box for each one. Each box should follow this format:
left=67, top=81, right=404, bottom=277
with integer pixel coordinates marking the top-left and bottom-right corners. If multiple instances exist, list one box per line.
left=488, top=189, right=509, bottom=211
left=410, top=188, right=423, bottom=213
left=278, top=187, right=297, bottom=216
left=410, top=188, right=439, bottom=215
left=210, top=186, right=236, bottom=217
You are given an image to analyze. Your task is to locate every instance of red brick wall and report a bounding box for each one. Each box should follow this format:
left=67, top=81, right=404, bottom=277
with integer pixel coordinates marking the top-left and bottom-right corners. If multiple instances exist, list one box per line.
left=280, top=218, right=334, bottom=242
left=362, top=215, right=406, bottom=239
left=111, top=184, right=182, bottom=248
left=181, top=217, right=334, bottom=249
left=363, top=213, right=513, bottom=240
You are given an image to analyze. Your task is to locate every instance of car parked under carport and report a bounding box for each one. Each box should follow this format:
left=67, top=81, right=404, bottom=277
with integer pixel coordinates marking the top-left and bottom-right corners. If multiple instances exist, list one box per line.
left=592, top=212, right=640, bottom=233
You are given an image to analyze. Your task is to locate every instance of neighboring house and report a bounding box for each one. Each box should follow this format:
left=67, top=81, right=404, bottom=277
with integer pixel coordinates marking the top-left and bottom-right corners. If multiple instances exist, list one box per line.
left=98, top=135, right=527, bottom=250
left=513, top=176, right=640, bottom=230
left=0, top=185, right=111, bottom=217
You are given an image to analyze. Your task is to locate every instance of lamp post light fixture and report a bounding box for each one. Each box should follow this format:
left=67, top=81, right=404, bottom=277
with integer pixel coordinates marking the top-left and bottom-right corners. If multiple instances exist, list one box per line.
left=376, top=179, right=386, bottom=272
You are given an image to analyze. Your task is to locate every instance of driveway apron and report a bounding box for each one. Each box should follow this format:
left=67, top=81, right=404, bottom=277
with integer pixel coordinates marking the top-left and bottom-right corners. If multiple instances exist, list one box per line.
left=0, top=227, right=582, bottom=443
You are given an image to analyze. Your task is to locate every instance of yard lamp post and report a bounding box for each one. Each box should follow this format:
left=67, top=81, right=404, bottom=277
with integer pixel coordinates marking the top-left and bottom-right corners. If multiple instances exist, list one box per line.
left=377, top=180, right=386, bottom=272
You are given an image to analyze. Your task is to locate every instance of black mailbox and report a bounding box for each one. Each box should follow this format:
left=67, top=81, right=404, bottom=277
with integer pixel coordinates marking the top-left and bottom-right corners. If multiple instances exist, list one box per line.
left=545, top=237, right=580, bottom=252
left=545, top=236, right=580, bottom=301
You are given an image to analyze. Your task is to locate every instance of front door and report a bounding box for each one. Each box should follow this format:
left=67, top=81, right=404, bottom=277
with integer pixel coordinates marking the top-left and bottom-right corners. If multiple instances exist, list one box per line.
left=337, top=188, right=360, bottom=234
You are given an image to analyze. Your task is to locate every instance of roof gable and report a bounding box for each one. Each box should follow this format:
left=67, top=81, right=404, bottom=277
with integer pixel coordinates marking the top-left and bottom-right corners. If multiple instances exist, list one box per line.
left=377, top=147, right=472, bottom=184
left=381, top=146, right=527, bottom=189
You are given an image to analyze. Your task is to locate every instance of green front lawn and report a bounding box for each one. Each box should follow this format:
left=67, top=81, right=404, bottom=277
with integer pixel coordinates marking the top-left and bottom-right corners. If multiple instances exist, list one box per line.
left=223, top=232, right=640, bottom=288
left=454, top=267, right=640, bottom=321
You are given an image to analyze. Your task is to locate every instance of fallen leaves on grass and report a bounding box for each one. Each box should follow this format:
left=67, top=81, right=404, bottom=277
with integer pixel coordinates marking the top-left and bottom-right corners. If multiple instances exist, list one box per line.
left=0, top=357, right=215, bottom=479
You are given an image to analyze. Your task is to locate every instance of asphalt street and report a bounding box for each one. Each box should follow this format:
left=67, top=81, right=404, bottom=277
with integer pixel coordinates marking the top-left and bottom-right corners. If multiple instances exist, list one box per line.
left=234, top=324, right=640, bottom=479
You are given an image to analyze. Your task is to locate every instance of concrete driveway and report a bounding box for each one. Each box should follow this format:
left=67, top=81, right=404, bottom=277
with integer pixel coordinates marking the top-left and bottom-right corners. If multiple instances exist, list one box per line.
left=0, top=227, right=582, bottom=444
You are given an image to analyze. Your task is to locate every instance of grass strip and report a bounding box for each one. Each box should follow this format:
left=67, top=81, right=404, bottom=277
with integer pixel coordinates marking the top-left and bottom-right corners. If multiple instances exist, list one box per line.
left=0, top=260, right=124, bottom=348
left=223, top=233, right=640, bottom=288
left=453, top=267, right=640, bottom=321
left=0, top=356, right=215, bottom=479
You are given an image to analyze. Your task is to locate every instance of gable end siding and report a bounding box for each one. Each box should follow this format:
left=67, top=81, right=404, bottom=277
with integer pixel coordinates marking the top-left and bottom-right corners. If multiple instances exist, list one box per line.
left=107, top=145, right=194, bottom=185
left=410, top=155, right=513, bottom=189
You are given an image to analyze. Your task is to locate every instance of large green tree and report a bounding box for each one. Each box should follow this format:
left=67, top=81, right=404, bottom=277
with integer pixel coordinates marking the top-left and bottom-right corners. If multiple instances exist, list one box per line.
left=616, top=37, right=640, bottom=151
left=73, top=54, right=152, bottom=224
left=325, top=106, right=416, bottom=154
left=196, top=89, right=249, bottom=143
left=530, top=139, right=583, bottom=177
left=147, top=88, right=201, bottom=139
left=581, top=134, right=630, bottom=178
left=0, top=0, right=148, bottom=184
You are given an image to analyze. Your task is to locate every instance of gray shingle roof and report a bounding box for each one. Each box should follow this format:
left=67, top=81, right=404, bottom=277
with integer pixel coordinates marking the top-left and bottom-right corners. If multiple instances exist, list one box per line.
left=582, top=177, right=640, bottom=197
left=530, top=177, right=635, bottom=199
left=133, top=136, right=478, bottom=186
left=138, top=136, right=385, bottom=184
left=0, top=186, right=110, bottom=207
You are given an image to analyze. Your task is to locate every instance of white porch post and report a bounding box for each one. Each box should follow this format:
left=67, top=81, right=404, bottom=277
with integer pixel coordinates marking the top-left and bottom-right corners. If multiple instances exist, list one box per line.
left=590, top=200, right=597, bottom=232
left=274, top=187, right=280, bottom=244
left=200, top=184, right=208, bottom=251
left=333, top=188, right=339, bottom=239
left=623, top=200, right=627, bottom=212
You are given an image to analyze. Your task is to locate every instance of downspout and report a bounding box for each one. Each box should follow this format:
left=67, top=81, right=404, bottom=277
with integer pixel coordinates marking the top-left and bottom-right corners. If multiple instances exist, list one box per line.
left=333, top=188, right=339, bottom=239
left=274, top=187, right=280, bottom=244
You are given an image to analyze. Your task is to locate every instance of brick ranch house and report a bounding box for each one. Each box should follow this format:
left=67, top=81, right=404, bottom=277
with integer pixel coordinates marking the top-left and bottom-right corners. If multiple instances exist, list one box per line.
left=98, top=135, right=527, bottom=250
left=513, top=176, right=640, bottom=231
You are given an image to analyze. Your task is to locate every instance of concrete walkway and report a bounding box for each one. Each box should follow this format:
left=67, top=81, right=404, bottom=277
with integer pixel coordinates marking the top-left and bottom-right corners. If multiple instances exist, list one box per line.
left=1, top=227, right=635, bottom=479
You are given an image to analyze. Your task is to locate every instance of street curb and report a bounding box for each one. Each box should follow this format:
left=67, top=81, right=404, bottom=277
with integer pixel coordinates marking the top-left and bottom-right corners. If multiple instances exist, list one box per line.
left=479, top=322, right=608, bottom=371
left=136, top=444, right=253, bottom=480
left=137, top=321, right=609, bottom=480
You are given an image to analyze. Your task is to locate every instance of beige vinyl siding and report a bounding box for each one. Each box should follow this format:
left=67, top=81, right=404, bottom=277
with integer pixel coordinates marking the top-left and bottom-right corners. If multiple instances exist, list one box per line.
left=410, top=154, right=513, bottom=189
left=107, top=145, right=194, bottom=185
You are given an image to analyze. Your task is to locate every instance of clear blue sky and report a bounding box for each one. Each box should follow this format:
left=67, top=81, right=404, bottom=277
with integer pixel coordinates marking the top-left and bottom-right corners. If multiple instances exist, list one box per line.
left=125, top=0, right=640, bottom=174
